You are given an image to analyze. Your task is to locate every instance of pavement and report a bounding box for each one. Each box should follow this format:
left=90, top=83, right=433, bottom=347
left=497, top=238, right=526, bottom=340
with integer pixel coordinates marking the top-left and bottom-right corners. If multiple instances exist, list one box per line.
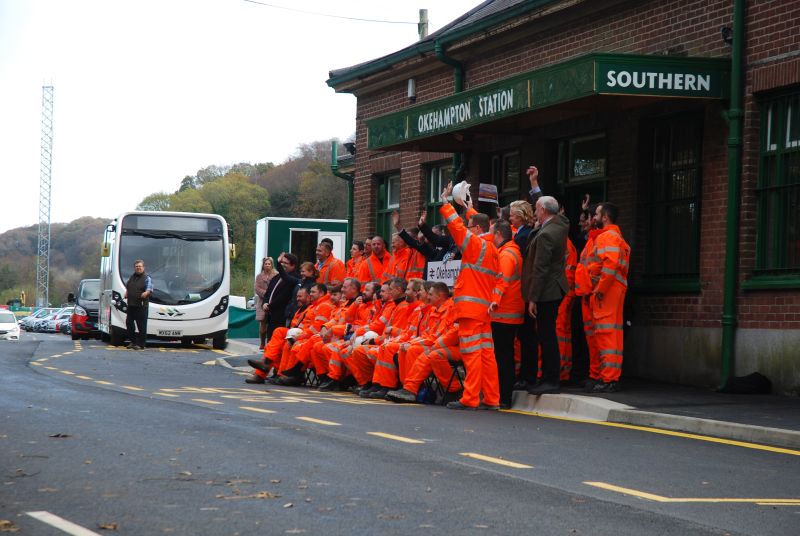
left=222, top=338, right=800, bottom=450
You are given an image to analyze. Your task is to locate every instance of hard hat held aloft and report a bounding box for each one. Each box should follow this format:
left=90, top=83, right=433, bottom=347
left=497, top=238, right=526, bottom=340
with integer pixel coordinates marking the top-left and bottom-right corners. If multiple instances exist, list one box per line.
left=452, top=180, right=471, bottom=206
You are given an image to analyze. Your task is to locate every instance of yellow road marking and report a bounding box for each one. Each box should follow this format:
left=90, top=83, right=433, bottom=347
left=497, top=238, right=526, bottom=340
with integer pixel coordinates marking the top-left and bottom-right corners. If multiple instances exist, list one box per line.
left=51, top=354, right=62, bottom=358
left=154, top=392, right=179, bottom=398
left=36, top=358, right=49, bottom=362
left=460, top=452, right=532, bottom=469
left=584, top=482, right=800, bottom=504
left=368, top=432, right=424, bottom=444
left=502, top=409, right=800, bottom=457
left=59, top=371, right=75, bottom=375
left=192, top=398, right=224, bottom=405
left=62, top=352, right=73, bottom=355
left=281, top=396, right=322, bottom=404
left=202, top=360, right=216, bottom=365
left=94, top=380, right=114, bottom=385
left=76, top=376, right=93, bottom=380
left=122, top=385, right=145, bottom=391
left=240, top=406, right=276, bottom=414
left=30, top=362, right=42, bottom=367
left=296, top=416, right=340, bottom=426
left=44, top=366, right=57, bottom=370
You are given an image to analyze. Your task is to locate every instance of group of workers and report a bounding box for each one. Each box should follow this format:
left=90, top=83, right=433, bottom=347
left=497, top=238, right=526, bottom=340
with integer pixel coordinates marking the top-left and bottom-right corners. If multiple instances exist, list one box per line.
left=248, top=165, right=631, bottom=410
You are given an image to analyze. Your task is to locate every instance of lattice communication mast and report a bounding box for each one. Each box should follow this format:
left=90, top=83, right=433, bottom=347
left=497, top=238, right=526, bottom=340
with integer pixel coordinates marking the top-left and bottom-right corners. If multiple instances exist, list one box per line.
left=36, top=86, right=54, bottom=307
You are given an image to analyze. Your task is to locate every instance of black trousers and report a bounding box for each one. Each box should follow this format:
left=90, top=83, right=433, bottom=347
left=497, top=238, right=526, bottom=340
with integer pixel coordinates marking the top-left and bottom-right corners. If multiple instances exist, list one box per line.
left=126, top=305, right=148, bottom=347
left=536, top=298, right=562, bottom=385
left=491, top=322, right=519, bottom=406
left=266, top=313, right=286, bottom=341
left=517, top=311, right=539, bottom=383
left=570, top=297, right=589, bottom=382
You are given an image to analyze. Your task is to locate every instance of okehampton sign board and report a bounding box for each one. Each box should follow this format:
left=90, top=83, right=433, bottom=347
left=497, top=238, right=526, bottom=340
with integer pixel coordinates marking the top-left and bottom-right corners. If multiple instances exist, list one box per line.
left=367, top=53, right=730, bottom=150
left=426, top=260, right=461, bottom=287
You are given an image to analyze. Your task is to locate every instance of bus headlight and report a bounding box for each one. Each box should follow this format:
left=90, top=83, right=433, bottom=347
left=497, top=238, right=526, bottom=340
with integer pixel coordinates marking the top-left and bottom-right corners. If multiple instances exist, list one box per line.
left=210, top=295, right=229, bottom=318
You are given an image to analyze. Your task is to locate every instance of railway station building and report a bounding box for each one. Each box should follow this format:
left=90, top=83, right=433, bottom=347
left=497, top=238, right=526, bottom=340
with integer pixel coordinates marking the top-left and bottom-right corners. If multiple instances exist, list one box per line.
left=326, top=0, right=800, bottom=394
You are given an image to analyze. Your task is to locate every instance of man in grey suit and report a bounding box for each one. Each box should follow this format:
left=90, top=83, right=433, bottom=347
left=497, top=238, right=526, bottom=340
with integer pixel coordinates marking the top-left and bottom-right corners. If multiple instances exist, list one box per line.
left=522, top=196, right=569, bottom=395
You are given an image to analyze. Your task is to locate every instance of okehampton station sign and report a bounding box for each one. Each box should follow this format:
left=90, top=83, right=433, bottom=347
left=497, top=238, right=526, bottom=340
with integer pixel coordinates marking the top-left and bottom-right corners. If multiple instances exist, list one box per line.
left=367, top=53, right=730, bottom=150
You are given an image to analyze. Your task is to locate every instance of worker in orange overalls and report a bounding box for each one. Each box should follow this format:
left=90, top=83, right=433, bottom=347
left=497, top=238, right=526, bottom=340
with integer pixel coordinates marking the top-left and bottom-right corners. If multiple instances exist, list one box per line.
left=369, top=278, right=427, bottom=392
left=356, top=235, right=393, bottom=284
left=317, top=281, right=380, bottom=391
left=273, top=283, right=334, bottom=385
left=316, top=241, right=346, bottom=287
left=587, top=202, right=630, bottom=393
left=487, top=219, right=525, bottom=409
left=556, top=236, right=578, bottom=382
left=385, top=233, right=414, bottom=280
left=575, top=208, right=606, bottom=392
left=439, top=181, right=500, bottom=410
left=345, top=241, right=366, bottom=279
left=328, top=282, right=393, bottom=388
left=386, top=282, right=456, bottom=403
left=305, top=278, right=361, bottom=382
left=350, top=278, right=414, bottom=398
left=245, top=287, right=311, bottom=384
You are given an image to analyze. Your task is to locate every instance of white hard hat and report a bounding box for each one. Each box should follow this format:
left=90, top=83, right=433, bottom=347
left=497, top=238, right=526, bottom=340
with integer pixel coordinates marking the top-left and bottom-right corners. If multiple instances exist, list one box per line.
left=285, top=327, right=303, bottom=340
left=452, top=180, right=471, bottom=206
left=355, top=330, right=380, bottom=346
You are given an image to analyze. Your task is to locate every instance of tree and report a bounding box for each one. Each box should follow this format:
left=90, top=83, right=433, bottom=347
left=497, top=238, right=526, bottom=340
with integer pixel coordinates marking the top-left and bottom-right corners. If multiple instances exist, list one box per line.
left=295, top=160, right=347, bottom=219
left=170, top=188, right=212, bottom=213
left=195, top=165, right=229, bottom=186
left=137, top=192, right=172, bottom=211
left=178, top=175, right=197, bottom=191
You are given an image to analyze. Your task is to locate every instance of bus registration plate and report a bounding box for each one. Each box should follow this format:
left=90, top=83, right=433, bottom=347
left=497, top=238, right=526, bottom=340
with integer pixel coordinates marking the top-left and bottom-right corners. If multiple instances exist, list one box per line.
left=158, top=329, right=182, bottom=337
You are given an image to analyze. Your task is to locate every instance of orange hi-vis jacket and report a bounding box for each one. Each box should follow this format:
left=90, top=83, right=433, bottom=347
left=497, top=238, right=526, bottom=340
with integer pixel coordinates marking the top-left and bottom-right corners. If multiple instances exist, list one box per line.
left=322, top=298, right=357, bottom=338
left=399, top=302, right=430, bottom=342
left=354, top=299, right=393, bottom=337
left=317, top=256, right=346, bottom=287
left=491, top=240, right=525, bottom=324
left=408, top=249, right=426, bottom=280
left=423, top=299, right=454, bottom=343
left=591, top=224, right=630, bottom=296
left=376, top=298, right=413, bottom=342
left=386, top=247, right=414, bottom=280
left=296, top=295, right=334, bottom=341
left=565, top=238, right=578, bottom=297
left=356, top=252, right=393, bottom=284
left=346, top=256, right=363, bottom=279
left=441, top=203, right=499, bottom=322
left=575, top=228, right=607, bottom=297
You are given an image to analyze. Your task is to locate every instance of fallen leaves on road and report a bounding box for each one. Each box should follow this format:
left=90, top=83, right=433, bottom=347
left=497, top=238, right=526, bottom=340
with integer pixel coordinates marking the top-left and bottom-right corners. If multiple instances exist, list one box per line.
left=270, top=479, right=281, bottom=483
left=216, top=491, right=280, bottom=500
left=377, top=513, right=404, bottom=520
left=285, top=529, right=306, bottom=534
left=283, top=502, right=293, bottom=508
left=48, top=433, right=71, bottom=438
left=37, top=487, right=58, bottom=493
left=98, top=522, right=119, bottom=530
left=0, top=519, right=19, bottom=532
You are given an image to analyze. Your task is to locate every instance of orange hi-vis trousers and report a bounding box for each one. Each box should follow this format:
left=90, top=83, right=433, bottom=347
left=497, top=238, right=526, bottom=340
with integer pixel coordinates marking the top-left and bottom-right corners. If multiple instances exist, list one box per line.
left=581, top=296, right=601, bottom=381
left=310, top=339, right=334, bottom=377
left=348, top=344, right=380, bottom=386
left=403, top=344, right=462, bottom=395
left=458, top=318, right=500, bottom=408
left=592, top=287, right=626, bottom=383
left=396, top=337, right=430, bottom=384
left=371, top=341, right=402, bottom=389
left=277, top=337, right=314, bottom=375
left=556, top=295, right=575, bottom=381
left=323, top=340, right=353, bottom=381
left=254, top=327, right=290, bottom=379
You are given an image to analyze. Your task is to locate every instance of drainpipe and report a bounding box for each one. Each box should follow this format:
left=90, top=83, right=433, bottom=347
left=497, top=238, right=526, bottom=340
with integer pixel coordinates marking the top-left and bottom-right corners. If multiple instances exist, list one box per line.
left=720, top=0, right=745, bottom=388
left=434, top=40, right=464, bottom=177
left=331, top=141, right=354, bottom=258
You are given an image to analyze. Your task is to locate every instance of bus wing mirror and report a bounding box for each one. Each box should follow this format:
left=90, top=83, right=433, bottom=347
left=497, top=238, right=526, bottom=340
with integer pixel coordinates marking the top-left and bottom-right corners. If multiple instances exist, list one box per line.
left=101, top=243, right=110, bottom=257
left=229, top=243, right=237, bottom=260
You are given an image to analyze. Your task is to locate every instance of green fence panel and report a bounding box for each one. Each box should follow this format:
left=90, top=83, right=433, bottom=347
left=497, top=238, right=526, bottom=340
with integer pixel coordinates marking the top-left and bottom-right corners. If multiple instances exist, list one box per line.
left=227, top=306, right=258, bottom=339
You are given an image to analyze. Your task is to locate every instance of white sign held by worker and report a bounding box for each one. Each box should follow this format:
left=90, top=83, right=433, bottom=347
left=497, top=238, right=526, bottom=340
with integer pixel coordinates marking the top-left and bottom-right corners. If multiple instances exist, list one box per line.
left=426, top=260, right=461, bottom=287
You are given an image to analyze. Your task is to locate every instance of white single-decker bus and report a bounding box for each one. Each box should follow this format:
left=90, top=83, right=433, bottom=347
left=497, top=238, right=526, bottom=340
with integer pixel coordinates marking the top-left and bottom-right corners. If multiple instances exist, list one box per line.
left=98, top=211, right=233, bottom=349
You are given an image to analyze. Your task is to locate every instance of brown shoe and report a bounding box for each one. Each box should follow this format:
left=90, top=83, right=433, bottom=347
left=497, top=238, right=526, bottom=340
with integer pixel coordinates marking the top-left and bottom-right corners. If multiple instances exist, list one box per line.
left=245, top=374, right=265, bottom=384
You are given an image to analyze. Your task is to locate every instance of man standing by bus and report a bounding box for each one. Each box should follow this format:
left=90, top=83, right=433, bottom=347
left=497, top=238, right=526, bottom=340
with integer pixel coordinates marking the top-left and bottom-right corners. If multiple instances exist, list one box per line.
left=124, top=259, right=152, bottom=350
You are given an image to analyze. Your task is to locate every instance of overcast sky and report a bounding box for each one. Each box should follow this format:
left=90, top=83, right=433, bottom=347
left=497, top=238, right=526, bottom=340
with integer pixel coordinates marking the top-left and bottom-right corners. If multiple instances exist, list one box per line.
left=0, top=0, right=482, bottom=234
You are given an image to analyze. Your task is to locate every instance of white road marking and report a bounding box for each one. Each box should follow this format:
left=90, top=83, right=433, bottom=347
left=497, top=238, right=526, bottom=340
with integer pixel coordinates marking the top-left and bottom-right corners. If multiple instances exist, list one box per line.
left=26, top=511, right=102, bottom=535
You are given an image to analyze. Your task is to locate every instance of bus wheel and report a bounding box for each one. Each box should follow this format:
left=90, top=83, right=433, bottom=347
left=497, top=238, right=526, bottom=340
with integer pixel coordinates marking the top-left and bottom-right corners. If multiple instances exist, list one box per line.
left=212, top=333, right=227, bottom=350
left=110, top=326, right=126, bottom=346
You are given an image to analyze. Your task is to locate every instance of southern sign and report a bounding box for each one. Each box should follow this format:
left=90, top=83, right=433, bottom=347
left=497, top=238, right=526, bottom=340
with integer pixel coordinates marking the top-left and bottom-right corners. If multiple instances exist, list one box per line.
left=426, top=260, right=461, bottom=287
left=367, top=53, right=730, bottom=150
